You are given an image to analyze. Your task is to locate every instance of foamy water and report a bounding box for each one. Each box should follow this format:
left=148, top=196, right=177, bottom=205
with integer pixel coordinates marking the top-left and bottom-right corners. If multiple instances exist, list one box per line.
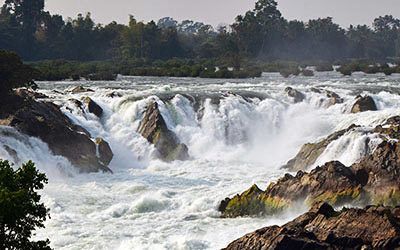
left=1, top=72, right=400, bottom=249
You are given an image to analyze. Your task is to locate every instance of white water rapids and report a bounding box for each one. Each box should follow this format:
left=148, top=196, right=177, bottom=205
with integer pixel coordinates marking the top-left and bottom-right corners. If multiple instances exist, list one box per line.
left=1, top=72, right=400, bottom=249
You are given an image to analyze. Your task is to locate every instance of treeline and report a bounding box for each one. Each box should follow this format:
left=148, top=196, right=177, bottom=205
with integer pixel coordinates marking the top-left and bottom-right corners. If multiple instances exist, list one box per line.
left=2, top=0, right=400, bottom=77
left=32, top=59, right=262, bottom=80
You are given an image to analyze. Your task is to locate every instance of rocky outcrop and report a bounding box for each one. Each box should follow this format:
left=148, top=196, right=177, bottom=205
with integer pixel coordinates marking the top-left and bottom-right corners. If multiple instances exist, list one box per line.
left=0, top=97, right=112, bottom=173
left=96, top=138, right=113, bottom=167
left=283, top=124, right=359, bottom=171
left=83, top=97, right=103, bottom=118
left=351, top=95, right=377, bottom=113
left=284, top=87, right=304, bottom=103
left=137, top=101, right=189, bottom=162
left=220, top=138, right=400, bottom=217
left=224, top=203, right=400, bottom=250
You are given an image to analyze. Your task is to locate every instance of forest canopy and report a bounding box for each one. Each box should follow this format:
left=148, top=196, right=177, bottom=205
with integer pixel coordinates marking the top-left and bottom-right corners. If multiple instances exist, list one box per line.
left=1, top=0, right=400, bottom=64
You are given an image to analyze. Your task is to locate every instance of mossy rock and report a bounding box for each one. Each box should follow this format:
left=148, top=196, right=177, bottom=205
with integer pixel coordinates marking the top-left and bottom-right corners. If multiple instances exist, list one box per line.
left=220, top=185, right=288, bottom=217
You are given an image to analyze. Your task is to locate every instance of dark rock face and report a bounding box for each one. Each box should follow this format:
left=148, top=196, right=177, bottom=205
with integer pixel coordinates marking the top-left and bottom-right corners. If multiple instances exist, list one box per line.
left=83, top=97, right=103, bottom=118
left=283, top=124, right=359, bottom=171
left=351, top=95, right=377, bottom=113
left=285, top=87, right=305, bottom=103
left=224, top=203, right=400, bottom=250
left=0, top=97, right=112, bottom=173
left=137, top=101, right=189, bottom=162
left=96, top=138, right=114, bottom=168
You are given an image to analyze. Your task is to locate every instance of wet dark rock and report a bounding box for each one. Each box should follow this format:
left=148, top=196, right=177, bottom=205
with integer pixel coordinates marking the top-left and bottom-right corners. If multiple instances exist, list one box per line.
left=285, top=87, right=305, bottom=103
left=301, top=69, right=314, bottom=77
left=15, top=88, right=48, bottom=99
left=137, top=101, right=189, bottom=162
left=68, top=98, right=85, bottom=113
left=3, top=145, right=19, bottom=163
left=311, top=88, right=343, bottom=106
left=224, top=203, right=400, bottom=250
left=106, top=91, right=122, bottom=98
left=96, top=138, right=114, bottom=168
left=310, top=87, right=322, bottom=93
left=283, top=124, right=359, bottom=171
left=83, top=97, right=103, bottom=118
left=351, top=95, right=377, bottom=113
left=325, top=90, right=344, bottom=105
left=0, top=96, right=111, bottom=173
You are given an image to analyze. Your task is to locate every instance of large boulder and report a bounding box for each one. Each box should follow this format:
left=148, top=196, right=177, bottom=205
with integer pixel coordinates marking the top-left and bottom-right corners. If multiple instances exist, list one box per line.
left=83, top=97, right=103, bottom=118
left=284, top=87, right=304, bottom=103
left=0, top=97, right=112, bottom=173
left=224, top=203, right=400, bottom=250
left=96, top=138, right=113, bottom=167
left=137, top=101, right=189, bottom=162
left=351, top=95, right=377, bottom=113
left=283, top=124, right=359, bottom=171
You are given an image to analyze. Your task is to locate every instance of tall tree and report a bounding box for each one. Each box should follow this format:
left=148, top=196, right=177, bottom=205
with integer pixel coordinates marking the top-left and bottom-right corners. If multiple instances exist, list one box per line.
left=3, top=0, right=44, bottom=59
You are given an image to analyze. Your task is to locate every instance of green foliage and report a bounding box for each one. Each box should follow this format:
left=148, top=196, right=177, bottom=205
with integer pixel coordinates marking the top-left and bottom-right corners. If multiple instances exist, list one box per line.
left=2, top=0, right=400, bottom=68
left=0, top=160, right=51, bottom=250
left=0, top=50, right=38, bottom=96
left=31, top=59, right=261, bottom=80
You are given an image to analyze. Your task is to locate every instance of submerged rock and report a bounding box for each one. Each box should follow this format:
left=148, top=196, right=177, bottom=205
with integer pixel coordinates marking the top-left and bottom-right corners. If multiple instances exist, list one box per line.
left=70, top=86, right=94, bottom=94
left=284, top=87, right=304, bottom=103
left=311, top=87, right=343, bottom=106
left=137, top=101, right=189, bottom=162
left=0, top=97, right=112, bottom=173
left=283, top=124, right=359, bottom=171
left=224, top=203, right=400, bottom=250
left=83, top=97, right=103, bottom=118
left=325, top=90, right=343, bottom=105
left=351, top=95, right=377, bottom=113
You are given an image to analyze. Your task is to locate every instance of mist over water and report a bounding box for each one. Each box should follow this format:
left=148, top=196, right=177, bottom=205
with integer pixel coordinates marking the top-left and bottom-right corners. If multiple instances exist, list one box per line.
left=2, top=72, right=400, bottom=249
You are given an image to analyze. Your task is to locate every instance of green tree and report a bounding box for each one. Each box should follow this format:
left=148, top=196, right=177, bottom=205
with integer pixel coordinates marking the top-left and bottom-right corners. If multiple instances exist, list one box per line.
left=3, top=0, right=44, bottom=59
left=0, top=160, right=51, bottom=250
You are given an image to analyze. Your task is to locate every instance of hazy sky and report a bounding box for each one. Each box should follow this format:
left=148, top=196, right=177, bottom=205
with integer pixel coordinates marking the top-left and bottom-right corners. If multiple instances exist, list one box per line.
left=4, top=0, right=400, bottom=28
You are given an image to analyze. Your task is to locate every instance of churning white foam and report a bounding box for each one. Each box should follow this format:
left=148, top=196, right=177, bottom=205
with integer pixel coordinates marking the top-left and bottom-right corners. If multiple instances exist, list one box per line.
left=2, top=73, right=400, bottom=249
